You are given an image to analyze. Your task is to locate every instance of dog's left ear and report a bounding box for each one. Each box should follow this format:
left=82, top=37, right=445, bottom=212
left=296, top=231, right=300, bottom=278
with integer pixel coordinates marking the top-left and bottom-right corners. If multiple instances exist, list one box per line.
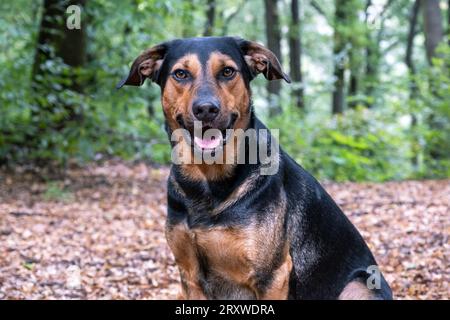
left=116, top=43, right=167, bottom=89
left=234, top=38, right=291, bottom=83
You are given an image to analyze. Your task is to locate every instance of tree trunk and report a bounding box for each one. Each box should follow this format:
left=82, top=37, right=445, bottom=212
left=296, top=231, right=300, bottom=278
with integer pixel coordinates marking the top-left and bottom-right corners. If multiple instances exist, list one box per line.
left=348, top=50, right=359, bottom=109
left=347, top=1, right=364, bottom=110
left=332, top=66, right=345, bottom=114
left=32, top=0, right=87, bottom=126
left=421, top=0, right=444, bottom=64
left=288, top=0, right=304, bottom=109
left=406, top=0, right=420, bottom=78
left=332, top=0, right=346, bottom=114
left=203, top=0, right=216, bottom=36
left=364, top=0, right=375, bottom=108
left=348, top=75, right=358, bottom=109
left=364, top=0, right=393, bottom=109
left=32, top=0, right=87, bottom=90
left=421, top=0, right=445, bottom=165
left=406, top=0, right=420, bottom=168
left=364, top=44, right=375, bottom=108
left=264, top=0, right=283, bottom=116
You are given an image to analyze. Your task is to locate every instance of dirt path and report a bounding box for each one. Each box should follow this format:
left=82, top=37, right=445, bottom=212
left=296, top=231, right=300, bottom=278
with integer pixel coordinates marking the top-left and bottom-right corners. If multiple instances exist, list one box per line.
left=0, top=162, right=448, bottom=299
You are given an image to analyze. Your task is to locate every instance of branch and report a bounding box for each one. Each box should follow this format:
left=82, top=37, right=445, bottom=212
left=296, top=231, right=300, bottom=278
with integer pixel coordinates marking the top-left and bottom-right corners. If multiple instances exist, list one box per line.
left=375, top=0, right=395, bottom=42
left=310, top=0, right=330, bottom=24
left=382, top=29, right=420, bottom=55
left=380, top=0, right=394, bottom=19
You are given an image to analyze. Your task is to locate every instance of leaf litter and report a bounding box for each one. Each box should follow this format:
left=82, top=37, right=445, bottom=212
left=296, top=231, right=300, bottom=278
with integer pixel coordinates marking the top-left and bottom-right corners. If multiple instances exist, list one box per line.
left=0, top=162, right=448, bottom=299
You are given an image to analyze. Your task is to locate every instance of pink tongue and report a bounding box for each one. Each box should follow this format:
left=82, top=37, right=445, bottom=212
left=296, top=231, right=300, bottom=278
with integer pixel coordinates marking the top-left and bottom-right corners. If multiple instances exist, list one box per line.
left=194, top=135, right=221, bottom=149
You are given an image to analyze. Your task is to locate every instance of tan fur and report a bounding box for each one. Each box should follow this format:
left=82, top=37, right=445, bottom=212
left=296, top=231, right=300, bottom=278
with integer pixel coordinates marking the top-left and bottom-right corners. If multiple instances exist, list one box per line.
left=180, top=163, right=235, bottom=182
left=166, top=189, right=289, bottom=299
left=196, top=227, right=291, bottom=300
left=195, top=227, right=256, bottom=285
left=207, top=52, right=250, bottom=131
left=165, top=223, right=207, bottom=299
left=163, top=51, right=291, bottom=299
left=162, top=52, right=252, bottom=182
left=258, top=252, right=292, bottom=300
left=338, top=280, right=378, bottom=300
left=162, top=54, right=201, bottom=131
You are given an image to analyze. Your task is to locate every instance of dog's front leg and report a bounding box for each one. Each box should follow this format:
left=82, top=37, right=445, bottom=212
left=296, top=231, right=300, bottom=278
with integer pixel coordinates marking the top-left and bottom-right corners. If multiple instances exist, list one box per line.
left=256, top=254, right=292, bottom=300
left=177, top=268, right=207, bottom=300
left=166, top=223, right=207, bottom=300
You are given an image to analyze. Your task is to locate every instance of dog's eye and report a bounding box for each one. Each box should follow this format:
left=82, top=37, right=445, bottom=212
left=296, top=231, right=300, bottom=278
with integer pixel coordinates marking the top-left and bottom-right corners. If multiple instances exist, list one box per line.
left=173, top=69, right=189, bottom=80
left=221, top=67, right=235, bottom=78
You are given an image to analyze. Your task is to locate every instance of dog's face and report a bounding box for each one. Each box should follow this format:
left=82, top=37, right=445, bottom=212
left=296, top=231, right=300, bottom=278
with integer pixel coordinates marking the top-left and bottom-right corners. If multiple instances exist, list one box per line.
left=117, top=37, right=290, bottom=151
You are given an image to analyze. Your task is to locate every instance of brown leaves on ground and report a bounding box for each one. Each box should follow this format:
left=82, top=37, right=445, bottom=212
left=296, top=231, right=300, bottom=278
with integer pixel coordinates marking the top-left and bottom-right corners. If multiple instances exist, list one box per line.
left=0, top=162, right=448, bottom=299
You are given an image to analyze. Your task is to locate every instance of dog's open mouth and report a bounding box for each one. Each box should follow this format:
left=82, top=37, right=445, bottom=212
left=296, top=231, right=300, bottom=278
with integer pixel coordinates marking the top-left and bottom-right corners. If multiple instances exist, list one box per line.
left=193, top=123, right=234, bottom=151
left=194, top=132, right=223, bottom=150
left=178, top=113, right=238, bottom=151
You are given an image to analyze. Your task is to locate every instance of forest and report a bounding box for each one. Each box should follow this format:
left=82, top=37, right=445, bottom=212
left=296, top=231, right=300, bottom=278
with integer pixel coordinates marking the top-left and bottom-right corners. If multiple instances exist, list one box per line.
left=1, top=0, right=448, bottom=181
left=0, top=0, right=449, bottom=301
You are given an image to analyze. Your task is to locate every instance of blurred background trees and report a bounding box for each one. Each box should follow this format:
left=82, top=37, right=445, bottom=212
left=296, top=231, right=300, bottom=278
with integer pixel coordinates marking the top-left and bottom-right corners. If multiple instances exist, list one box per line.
left=0, top=0, right=449, bottom=181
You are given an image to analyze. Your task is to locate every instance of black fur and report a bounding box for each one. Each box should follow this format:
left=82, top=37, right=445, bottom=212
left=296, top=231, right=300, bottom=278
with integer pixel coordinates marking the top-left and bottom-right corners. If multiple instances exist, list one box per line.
left=120, top=36, right=393, bottom=300
left=167, top=114, right=392, bottom=299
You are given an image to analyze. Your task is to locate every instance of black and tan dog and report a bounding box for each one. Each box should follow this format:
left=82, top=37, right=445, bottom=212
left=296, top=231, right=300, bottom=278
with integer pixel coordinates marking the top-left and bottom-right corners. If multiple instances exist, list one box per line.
left=117, top=36, right=393, bottom=300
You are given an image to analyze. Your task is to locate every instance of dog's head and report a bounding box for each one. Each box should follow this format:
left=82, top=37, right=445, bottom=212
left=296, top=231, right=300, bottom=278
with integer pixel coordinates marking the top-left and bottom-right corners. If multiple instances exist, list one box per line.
left=117, top=37, right=290, bottom=151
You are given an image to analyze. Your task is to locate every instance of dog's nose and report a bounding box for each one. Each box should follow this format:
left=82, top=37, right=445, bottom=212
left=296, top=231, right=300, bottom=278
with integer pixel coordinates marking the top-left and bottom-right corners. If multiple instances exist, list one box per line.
left=192, top=101, right=220, bottom=122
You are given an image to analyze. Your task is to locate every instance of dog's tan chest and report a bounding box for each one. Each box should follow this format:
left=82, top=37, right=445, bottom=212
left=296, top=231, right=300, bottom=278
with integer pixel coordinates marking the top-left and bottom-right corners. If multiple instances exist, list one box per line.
left=166, top=221, right=292, bottom=299
left=167, top=223, right=255, bottom=283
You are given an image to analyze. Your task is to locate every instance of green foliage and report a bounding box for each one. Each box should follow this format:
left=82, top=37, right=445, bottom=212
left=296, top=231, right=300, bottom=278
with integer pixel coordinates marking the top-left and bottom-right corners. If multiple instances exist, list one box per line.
left=0, top=0, right=172, bottom=166
left=410, top=43, right=450, bottom=178
left=268, top=105, right=413, bottom=182
left=0, top=0, right=448, bottom=182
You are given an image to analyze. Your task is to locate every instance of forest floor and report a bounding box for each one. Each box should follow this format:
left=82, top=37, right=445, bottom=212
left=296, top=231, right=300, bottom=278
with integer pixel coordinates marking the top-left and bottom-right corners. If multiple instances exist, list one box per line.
left=0, top=161, right=448, bottom=300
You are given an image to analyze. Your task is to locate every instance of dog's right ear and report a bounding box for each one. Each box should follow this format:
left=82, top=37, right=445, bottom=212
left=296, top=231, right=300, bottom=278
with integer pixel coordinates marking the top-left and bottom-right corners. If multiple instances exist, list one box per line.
left=234, top=37, right=291, bottom=83
left=116, top=43, right=167, bottom=89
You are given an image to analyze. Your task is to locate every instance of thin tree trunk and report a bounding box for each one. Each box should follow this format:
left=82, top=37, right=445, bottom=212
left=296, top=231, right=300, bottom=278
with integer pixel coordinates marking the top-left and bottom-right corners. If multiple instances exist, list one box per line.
left=421, top=0, right=445, bottom=164
left=348, top=50, right=359, bottom=109
left=264, top=0, right=283, bottom=116
left=332, top=66, right=345, bottom=114
left=310, top=0, right=328, bottom=23
left=203, top=0, right=216, bottom=36
left=406, top=0, right=420, bottom=78
left=332, top=0, right=346, bottom=114
left=364, top=0, right=393, bottom=108
left=364, top=43, right=375, bottom=108
left=406, top=0, right=420, bottom=168
left=288, top=0, right=304, bottom=109
left=421, top=0, right=444, bottom=64
left=421, top=0, right=444, bottom=98
left=347, top=1, right=364, bottom=110
left=348, top=75, right=358, bottom=108
left=364, top=0, right=375, bottom=108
